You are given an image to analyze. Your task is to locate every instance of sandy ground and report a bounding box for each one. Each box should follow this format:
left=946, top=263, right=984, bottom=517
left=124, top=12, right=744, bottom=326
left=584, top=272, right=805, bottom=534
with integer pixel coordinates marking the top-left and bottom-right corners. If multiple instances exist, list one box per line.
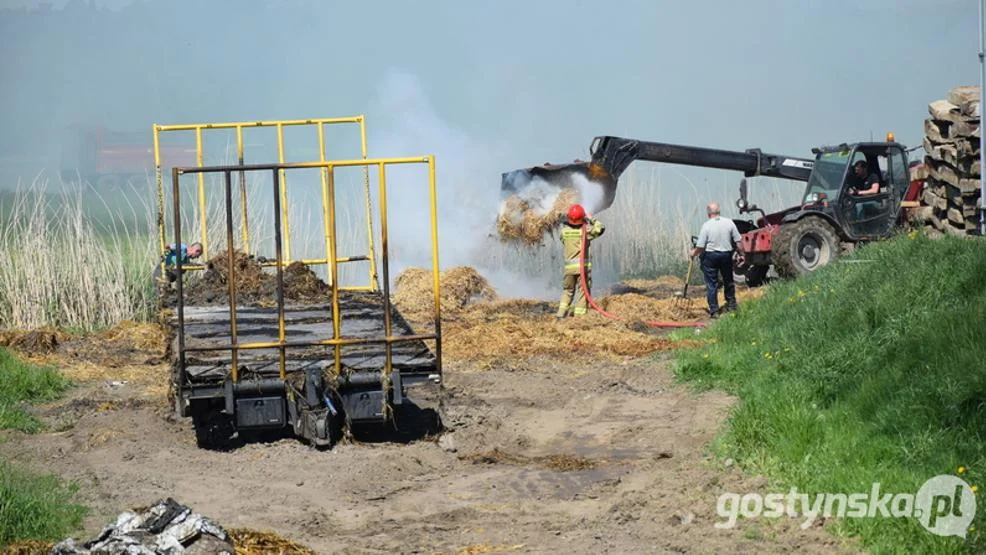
left=1, top=351, right=862, bottom=554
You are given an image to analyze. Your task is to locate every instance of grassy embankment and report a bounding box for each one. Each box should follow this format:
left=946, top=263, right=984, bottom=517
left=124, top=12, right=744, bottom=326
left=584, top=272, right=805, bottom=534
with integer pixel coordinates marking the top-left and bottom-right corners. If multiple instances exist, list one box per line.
left=0, top=347, right=86, bottom=547
left=675, top=232, right=986, bottom=553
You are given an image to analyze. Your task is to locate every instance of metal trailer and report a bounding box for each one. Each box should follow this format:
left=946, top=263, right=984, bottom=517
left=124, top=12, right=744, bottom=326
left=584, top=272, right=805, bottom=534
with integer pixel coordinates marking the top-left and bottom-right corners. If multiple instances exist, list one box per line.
left=153, top=117, right=443, bottom=449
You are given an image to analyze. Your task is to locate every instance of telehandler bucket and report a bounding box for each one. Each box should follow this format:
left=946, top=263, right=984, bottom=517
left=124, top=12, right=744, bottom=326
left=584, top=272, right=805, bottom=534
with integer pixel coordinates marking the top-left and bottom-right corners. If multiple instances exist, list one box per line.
left=500, top=160, right=619, bottom=213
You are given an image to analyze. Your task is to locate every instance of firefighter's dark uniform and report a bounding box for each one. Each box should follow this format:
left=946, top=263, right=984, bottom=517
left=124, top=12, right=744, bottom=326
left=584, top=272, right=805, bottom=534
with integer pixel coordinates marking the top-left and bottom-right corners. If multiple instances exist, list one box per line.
left=557, top=218, right=605, bottom=317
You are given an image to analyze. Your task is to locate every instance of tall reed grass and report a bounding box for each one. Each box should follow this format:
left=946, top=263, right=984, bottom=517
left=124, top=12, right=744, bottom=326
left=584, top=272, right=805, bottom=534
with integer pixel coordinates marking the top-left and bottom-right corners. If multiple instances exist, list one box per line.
left=0, top=177, right=157, bottom=330
left=0, top=163, right=804, bottom=330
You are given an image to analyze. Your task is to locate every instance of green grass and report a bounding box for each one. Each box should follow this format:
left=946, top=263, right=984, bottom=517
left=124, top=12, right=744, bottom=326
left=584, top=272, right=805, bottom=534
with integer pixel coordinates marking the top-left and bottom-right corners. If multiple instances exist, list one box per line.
left=675, top=232, right=986, bottom=553
left=0, top=347, right=86, bottom=547
left=0, top=347, right=69, bottom=432
left=0, top=462, right=88, bottom=547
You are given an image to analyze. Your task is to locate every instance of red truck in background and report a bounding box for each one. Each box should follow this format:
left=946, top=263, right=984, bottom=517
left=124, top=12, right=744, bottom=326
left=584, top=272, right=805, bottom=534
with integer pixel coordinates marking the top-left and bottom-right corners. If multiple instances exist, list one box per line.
left=60, top=124, right=197, bottom=188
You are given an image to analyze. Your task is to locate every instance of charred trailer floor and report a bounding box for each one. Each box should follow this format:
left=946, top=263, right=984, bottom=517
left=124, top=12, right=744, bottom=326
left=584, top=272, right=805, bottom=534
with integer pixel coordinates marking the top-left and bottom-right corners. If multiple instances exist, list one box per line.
left=166, top=290, right=443, bottom=450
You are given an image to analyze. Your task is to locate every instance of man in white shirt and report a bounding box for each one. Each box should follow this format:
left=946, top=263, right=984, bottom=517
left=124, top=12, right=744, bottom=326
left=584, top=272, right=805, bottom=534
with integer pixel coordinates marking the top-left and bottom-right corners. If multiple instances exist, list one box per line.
left=690, top=202, right=741, bottom=318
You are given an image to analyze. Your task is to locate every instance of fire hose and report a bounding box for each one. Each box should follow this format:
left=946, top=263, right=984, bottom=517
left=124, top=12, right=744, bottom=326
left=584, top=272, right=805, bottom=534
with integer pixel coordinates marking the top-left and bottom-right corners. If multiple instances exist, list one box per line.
left=577, top=221, right=705, bottom=329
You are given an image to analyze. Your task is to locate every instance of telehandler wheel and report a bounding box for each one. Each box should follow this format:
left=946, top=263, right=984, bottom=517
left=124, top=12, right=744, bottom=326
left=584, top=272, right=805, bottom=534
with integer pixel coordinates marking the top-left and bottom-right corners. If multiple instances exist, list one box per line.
left=732, top=253, right=768, bottom=288
left=773, top=216, right=840, bottom=278
left=744, top=264, right=769, bottom=287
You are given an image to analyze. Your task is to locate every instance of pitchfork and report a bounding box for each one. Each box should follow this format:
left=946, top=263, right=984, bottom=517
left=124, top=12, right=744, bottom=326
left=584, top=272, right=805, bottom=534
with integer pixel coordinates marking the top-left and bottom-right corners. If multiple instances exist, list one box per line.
left=671, top=236, right=699, bottom=313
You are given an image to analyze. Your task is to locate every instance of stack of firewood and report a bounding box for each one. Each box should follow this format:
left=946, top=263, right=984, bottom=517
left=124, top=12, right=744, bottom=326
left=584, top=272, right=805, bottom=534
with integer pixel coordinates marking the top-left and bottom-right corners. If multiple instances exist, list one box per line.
left=916, top=85, right=982, bottom=236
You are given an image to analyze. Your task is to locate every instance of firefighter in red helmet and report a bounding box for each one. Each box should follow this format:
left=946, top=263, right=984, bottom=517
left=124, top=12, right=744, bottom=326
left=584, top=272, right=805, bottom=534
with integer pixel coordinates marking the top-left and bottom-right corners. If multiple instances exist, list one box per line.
left=557, top=203, right=605, bottom=318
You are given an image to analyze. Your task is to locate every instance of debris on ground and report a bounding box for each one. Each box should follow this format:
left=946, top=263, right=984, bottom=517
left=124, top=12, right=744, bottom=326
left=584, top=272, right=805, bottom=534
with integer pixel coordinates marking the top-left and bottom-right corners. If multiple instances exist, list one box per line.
left=496, top=187, right=580, bottom=245
left=42, top=498, right=316, bottom=555
left=50, top=498, right=235, bottom=554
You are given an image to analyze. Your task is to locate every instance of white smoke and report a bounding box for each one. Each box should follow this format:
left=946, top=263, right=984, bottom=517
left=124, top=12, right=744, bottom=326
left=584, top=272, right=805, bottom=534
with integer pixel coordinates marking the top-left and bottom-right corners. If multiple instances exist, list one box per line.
left=366, top=69, right=557, bottom=299
left=571, top=173, right=606, bottom=215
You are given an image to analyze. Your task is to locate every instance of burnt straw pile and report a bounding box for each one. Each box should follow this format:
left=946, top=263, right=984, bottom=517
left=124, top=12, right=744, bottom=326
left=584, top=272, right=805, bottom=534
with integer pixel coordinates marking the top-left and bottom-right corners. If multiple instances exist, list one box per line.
left=161, top=250, right=331, bottom=306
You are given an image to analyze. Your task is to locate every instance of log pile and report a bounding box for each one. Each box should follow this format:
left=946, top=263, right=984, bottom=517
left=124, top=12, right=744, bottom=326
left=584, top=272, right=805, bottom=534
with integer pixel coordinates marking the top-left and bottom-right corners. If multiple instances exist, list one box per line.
left=917, top=86, right=982, bottom=236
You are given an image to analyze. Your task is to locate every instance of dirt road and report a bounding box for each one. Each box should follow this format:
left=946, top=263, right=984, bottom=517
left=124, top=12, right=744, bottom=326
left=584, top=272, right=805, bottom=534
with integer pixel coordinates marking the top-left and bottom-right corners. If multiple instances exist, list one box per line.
left=2, top=352, right=859, bottom=554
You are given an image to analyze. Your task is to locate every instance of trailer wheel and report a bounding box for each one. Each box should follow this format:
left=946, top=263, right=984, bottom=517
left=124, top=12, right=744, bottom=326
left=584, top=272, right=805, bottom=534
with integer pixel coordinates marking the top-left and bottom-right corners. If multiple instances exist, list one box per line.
left=773, top=217, right=840, bottom=278
left=191, top=402, right=235, bottom=450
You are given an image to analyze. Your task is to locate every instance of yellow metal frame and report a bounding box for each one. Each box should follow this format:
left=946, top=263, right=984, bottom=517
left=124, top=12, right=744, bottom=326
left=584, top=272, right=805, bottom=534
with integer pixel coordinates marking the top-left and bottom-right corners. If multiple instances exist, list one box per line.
left=153, top=117, right=380, bottom=291
left=171, top=157, right=442, bottom=382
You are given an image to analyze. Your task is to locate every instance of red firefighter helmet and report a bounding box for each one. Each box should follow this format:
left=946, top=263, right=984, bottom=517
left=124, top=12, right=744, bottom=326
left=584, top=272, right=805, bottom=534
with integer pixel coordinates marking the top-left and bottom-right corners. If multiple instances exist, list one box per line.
left=567, top=204, right=586, bottom=225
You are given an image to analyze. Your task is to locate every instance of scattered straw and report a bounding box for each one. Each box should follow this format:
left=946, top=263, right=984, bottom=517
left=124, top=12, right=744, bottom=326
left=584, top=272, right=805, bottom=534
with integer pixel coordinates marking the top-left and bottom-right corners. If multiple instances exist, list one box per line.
left=1, top=540, right=52, bottom=555
left=227, top=528, right=316, bottom=555
left=496, top=188, right=579, bottom=245
left=97, top=320, right=169, bottom=356
left=458, top=544, right=527, bottom=555
left=5, top=529, right=315, bottom=555
left=461, top=448, right=597, bottom=471
left=622, top=276, right=685, bottom=291
left=441, top=310, right=680, bottom=365
left=391, top=266, right=765, bottom=369
left=0, top=327, right=71, bottom=356
left=599, top=293, right=706, bottom=323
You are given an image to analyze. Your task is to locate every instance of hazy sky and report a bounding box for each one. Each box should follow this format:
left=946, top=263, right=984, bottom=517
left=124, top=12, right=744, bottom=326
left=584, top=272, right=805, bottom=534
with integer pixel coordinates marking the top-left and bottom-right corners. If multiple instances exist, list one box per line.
left=1, top=0, right=980, bottom=164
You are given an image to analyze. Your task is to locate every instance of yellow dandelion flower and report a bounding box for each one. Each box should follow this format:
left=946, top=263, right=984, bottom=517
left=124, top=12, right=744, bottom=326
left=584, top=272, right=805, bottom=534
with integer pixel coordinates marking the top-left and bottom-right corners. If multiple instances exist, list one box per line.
left=958, top=466, right=967, bottom=474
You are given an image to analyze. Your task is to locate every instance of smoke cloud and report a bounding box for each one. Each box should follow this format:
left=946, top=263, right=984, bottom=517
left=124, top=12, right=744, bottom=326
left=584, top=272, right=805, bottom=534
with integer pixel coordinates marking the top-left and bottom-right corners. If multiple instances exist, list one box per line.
left=366, top=69, right=557, bottom=299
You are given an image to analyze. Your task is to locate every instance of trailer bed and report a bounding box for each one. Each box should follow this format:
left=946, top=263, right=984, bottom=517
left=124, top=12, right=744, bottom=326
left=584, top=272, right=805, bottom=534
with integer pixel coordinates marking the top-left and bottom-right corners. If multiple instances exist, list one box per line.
left=171, top=290, right=437, bottom=384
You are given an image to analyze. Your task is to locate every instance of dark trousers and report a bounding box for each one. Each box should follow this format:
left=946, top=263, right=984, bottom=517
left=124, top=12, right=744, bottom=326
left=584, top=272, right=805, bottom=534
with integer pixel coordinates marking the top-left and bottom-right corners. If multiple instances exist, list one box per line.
left=702, top=251, right=736, bottom=315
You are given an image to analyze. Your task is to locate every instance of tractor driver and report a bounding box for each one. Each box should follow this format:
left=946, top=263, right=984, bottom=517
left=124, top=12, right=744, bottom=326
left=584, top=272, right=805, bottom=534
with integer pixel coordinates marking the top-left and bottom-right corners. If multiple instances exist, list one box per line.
left=847, top=160, right=881, bottom=197
left=846, top=160, right=883, bottom=227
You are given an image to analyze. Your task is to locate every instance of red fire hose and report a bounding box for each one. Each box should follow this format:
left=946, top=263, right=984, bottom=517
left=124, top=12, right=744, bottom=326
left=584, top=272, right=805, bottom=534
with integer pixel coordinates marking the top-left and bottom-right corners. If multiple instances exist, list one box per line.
left=577, top=221, right=705, bottom=329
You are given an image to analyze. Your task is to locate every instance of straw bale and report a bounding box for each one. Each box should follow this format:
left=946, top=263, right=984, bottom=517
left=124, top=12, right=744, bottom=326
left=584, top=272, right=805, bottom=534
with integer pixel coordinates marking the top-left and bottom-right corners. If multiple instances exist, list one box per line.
left=496, top=187, right=580, bottom=244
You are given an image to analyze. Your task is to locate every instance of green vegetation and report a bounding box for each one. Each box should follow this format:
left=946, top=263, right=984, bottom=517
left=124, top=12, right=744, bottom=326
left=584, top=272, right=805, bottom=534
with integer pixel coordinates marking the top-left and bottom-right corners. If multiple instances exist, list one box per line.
left=0, top=347, right=69, bottom=432
left=0, top=181, right=158, bottom=330
left=676, top=232, right=986, bottom=553
left=0, top=347, right=86, bottom=547
left=0, top=461, right=87, bottom=547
